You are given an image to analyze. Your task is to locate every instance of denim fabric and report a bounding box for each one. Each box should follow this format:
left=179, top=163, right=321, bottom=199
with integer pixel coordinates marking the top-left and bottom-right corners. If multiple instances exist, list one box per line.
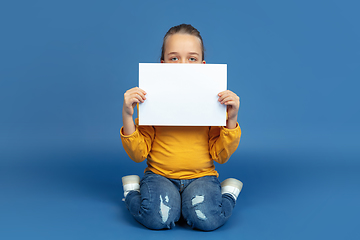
left=125, top=171, right=236, bottom=231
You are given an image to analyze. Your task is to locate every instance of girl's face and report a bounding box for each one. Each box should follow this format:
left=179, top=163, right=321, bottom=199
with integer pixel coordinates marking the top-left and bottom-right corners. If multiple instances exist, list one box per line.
left=161, top=33, right=206, bottom=64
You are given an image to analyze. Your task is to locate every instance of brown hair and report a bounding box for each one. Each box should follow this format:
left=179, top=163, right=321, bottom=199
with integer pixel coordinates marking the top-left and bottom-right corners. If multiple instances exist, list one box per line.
left=160, top=24, right=205, bottom=61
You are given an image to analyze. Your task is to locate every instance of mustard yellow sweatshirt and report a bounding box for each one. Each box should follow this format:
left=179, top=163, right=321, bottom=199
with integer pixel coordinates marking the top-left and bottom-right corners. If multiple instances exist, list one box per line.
left=120, top=118, right=241, bottom=179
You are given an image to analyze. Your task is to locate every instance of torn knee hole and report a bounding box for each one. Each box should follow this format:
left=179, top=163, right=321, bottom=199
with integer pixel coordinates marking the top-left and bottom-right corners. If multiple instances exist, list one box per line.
left=191, top=195, right=204, bottom=206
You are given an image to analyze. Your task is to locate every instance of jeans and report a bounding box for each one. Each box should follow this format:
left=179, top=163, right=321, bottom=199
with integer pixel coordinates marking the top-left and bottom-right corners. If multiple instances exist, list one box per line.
left=125, top=171, right=236, bottom=231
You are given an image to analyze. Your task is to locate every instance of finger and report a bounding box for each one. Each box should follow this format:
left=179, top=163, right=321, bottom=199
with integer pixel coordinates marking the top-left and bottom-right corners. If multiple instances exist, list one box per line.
left=125, top=94, right=143, bottom=106
left=223, top=98, right=240, bottom=108
left=133, top=98, right=141, bottom=103
left=133, top=91, right=147, bottom=101
left=125, top=97, right=138, bottom=106
left=218, top=90, right=230, bottom=95
left=127, top=87, right=147, bottom=96
left=134, top=87, right=147, bottom=95
left=224, top=100, right=238, bottom=106
left=218, top=92, right=236, bottom=102
left=131, top=93, right=146, bottom=103
left=220, top=96, right=236, bottom=104
left=224, top=102, right=238, bottom=108
left=126, top=91, right=147, bottom=103
left=218, top=93, right=229, bottom=102
left=218, top=90, right=233, bottom=96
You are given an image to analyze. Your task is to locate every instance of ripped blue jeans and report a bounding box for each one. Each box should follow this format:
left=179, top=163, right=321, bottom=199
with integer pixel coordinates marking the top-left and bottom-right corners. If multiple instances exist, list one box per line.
left=124, top=171, right=236, bottom=231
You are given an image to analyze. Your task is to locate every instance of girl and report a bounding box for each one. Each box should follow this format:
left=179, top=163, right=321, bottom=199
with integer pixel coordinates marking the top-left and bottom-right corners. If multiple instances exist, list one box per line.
left=120, top=24, right=243, bottom=231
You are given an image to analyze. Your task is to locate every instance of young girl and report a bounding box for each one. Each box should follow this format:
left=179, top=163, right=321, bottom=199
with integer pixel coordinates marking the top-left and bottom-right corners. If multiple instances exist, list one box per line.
left=120, top=24, right=243, bottom=231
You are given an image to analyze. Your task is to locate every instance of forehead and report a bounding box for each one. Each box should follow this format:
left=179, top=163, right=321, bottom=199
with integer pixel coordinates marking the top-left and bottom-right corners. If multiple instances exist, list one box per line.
left=164, top=33, right=202, bottom=52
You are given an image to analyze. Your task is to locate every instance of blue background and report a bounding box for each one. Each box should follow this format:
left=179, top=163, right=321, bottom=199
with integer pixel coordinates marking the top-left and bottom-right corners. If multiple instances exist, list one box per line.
left=1, top=0, right=359, bottom=239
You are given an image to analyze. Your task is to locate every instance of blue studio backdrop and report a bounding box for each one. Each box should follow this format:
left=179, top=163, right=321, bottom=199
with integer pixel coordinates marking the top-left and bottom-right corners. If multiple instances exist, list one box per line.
left=1, top=0, right=359, bottom=239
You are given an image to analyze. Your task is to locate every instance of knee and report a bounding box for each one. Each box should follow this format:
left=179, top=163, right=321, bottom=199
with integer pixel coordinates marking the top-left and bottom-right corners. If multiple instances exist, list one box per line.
left=140, top=207, right=179, bottom=229
left=128, top=172, right=182, bottom=229
left=184, top=207, right=225, bottom=231
left=182, top=194, right=227, bottom=231
left=138, top=194, right=181, bottom=230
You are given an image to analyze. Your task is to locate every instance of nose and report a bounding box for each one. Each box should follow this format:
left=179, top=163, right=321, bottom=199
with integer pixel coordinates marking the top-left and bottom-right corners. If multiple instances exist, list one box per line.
left=180, top=59, right=186, bottom=64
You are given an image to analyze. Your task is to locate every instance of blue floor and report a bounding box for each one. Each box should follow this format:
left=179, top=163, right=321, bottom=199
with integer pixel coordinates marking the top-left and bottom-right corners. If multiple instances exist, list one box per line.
left=1, top=130, right=359, bottom=240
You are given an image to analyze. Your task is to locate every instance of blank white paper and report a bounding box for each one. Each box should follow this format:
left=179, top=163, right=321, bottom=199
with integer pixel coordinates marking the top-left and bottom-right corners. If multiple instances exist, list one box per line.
left=138, top=63, right=227, bottom=126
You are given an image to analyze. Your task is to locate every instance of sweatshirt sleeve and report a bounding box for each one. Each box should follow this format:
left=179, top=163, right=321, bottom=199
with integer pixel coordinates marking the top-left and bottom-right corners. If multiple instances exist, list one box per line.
left=120, top=118, right=155, bottom=163
left=208, top=123, right=241, bottom=164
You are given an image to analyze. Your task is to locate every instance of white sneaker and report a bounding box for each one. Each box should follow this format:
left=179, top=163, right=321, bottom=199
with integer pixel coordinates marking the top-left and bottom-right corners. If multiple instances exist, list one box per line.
left=122, top=175, right=140, bottom=199
left=221, top=178, right=243, bottom=201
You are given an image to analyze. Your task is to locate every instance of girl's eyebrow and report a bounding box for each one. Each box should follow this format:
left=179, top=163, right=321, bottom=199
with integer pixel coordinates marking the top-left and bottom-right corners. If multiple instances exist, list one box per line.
left=167, top=52, right=200, bottom=55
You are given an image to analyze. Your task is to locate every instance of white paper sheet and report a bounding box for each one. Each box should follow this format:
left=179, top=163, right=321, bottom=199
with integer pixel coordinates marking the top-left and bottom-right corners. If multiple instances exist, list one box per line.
left=138, top=63, right=227, bottom=126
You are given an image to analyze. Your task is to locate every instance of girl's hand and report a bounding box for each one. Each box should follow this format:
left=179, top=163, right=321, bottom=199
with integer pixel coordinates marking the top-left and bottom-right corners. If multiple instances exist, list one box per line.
left=218, top=90, right=240, bottom=128
left=123, top=87, right=147, bottom=117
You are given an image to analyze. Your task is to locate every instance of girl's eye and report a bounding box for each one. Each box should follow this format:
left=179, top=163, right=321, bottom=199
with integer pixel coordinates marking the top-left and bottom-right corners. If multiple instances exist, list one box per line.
left=171, top=57, right=178, bottom=61
left=189, top=57, right=197, bottom=62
